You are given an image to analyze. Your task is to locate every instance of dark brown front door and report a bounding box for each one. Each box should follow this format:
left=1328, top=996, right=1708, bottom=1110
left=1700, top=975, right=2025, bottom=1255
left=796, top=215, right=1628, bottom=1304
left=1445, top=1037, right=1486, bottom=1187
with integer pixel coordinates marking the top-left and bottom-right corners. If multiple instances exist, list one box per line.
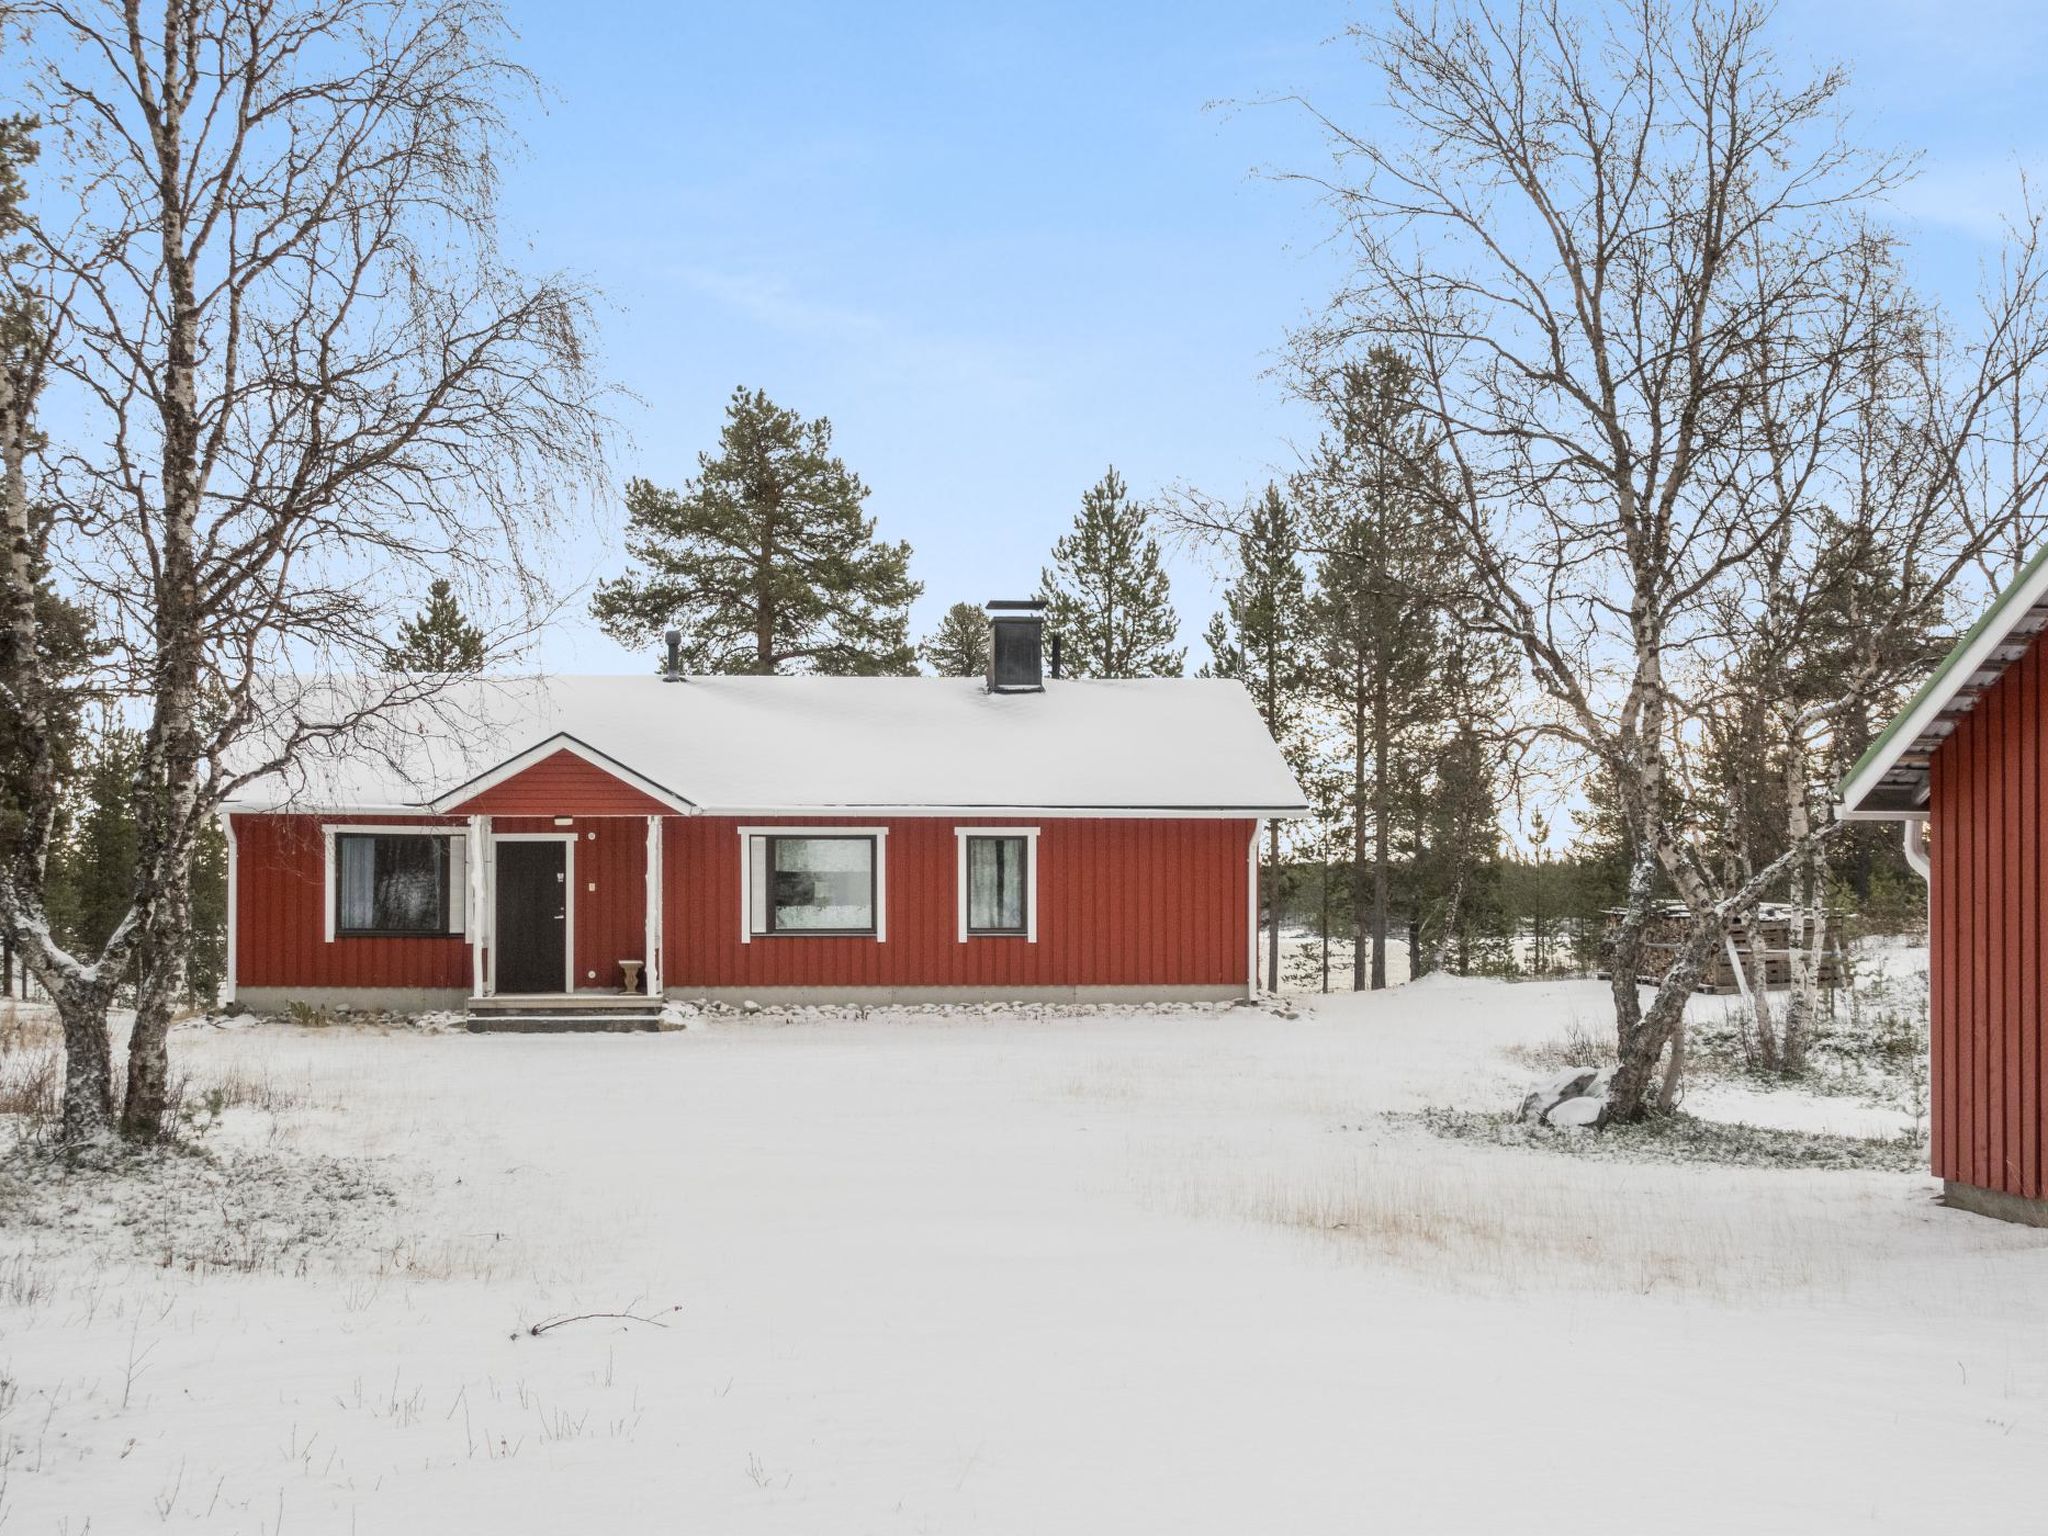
left=494, top=841, right=567, bottom=993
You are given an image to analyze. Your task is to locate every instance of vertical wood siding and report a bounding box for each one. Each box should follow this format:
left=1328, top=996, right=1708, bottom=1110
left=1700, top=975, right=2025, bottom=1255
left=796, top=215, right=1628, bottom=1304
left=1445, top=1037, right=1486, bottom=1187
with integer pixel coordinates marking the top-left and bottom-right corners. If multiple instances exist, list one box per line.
left=231, top=814, right=469, bottom=990
left=661, top=816, right=1252, bottom=990
left=234, top=813, right=651, bottom=993
left=1930, top=634, right=2047, bottom=1201
left=235, top=810, right=1254, bottom=996
left=446, top=750, right=675, bottom=817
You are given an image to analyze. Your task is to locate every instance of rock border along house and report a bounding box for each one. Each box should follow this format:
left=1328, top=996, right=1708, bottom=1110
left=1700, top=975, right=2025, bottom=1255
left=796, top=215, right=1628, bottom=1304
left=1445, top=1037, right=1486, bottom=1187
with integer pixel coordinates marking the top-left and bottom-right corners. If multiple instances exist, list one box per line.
left=221, top=603, right=1308, bottom=1021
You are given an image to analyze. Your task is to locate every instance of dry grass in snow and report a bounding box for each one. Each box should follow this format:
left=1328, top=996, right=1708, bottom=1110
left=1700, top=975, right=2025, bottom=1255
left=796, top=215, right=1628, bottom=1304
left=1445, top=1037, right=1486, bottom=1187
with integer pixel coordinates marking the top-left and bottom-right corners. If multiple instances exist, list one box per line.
left=0, top=964, right=2038, bottom=1532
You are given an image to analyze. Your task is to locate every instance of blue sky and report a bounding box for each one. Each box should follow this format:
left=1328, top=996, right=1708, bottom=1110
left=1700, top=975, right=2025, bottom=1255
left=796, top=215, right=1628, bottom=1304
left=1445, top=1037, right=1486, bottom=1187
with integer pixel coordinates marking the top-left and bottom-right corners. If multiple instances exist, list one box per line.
left=500, top=0, right=2048, bottom=673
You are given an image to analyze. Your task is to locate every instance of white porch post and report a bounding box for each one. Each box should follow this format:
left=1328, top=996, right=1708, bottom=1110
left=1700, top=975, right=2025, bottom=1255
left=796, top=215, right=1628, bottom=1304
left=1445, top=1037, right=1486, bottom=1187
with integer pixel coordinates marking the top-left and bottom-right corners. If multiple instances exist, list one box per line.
left=1248, top=819, right=1263, bottom=999
left=644, top=815, right=664, bottom=997
left=468, top=814, right=490, bottom=997
left=221, top=810, right=239, bottom=1007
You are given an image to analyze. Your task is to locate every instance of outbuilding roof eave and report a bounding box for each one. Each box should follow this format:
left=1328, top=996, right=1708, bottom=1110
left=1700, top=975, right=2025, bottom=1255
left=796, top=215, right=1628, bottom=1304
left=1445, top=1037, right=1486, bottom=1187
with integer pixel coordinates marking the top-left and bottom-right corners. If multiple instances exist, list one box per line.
left=1836, top=542, right=2048, bottom=820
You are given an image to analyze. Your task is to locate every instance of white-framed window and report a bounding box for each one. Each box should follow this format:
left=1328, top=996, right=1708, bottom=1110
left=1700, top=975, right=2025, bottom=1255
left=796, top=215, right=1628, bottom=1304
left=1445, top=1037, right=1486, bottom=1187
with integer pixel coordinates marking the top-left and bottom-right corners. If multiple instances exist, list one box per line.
left=955, top=827, right=1038, bottom=942
left=738, top=827, right=889, bottom=942
left=323, top=825, right=466, bottom=941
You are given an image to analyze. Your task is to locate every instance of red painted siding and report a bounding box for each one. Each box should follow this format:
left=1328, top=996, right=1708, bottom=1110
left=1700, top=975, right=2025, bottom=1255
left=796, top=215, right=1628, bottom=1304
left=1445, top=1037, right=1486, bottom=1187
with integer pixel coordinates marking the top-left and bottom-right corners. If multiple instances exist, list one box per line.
left=232, top=814, right=470, bottom=990
left=233, top=812, right=653, bottom=994
left=447, top=749, right=673, bottom=817
left=233, top=809, right=1255, bottom=997
left=1929, top=633, right=2048, bottom=1201
left=661, top=816, right=1252, bottom=991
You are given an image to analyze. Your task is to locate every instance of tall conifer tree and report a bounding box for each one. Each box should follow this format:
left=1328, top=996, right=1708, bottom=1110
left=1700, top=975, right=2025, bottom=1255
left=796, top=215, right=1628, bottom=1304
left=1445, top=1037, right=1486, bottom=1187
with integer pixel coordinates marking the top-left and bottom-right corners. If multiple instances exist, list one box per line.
left=593, top=388, right=920, bottom=675
left=1202, top=482, right=1310, bottom=990
left=1038, top=467, right=1183, bottom=678
left=1302, top=349, right=1466, bottom=990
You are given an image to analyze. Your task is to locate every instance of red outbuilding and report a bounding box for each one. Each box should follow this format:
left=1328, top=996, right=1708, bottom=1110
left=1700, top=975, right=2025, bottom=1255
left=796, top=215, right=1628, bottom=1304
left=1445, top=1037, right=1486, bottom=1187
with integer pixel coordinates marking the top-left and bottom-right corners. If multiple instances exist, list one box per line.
left=1840, top=550, right=2048, bottom=1226
left=222, top=603, right=1306, bottom=1022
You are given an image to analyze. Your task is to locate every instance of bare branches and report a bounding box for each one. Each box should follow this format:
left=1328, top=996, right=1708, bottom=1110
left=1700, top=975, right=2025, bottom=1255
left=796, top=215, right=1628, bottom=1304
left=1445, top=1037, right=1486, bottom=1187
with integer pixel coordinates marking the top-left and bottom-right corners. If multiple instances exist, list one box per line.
left=1, top=0, right=611, bottom=1139
left=1276, top=0, right=2048, bottom=1116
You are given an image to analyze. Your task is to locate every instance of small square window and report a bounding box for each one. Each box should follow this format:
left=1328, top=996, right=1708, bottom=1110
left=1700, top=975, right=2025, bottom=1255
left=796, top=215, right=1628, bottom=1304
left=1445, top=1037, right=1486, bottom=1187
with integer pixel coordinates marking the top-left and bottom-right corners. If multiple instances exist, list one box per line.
left=965, top=835, right=1029, bottom=935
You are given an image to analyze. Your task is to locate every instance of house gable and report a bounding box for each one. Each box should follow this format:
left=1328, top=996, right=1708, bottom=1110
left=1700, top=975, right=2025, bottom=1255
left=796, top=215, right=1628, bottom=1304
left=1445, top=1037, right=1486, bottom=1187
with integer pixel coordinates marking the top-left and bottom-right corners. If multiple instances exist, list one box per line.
left=439, top=741, right=686, bottom=817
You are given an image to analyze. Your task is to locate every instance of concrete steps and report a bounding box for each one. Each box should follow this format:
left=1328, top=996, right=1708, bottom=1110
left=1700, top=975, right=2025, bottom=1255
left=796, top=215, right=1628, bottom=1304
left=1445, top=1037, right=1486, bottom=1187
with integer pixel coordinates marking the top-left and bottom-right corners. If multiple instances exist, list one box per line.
left=466, top=995, right=666, bottom=1034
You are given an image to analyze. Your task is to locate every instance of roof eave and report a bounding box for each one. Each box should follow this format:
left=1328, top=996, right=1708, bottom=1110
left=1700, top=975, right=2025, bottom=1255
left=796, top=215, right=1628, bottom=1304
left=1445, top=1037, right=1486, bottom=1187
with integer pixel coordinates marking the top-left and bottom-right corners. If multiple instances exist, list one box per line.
left=1837, top=543, right=2048, bottom=817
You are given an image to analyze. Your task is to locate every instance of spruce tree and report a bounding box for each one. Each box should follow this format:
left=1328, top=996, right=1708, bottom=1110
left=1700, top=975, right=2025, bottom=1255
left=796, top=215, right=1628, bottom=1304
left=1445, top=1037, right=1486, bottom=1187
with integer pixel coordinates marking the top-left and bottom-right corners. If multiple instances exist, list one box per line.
left=45, top=723, right=141, bottom=960
left=1038, top=467, right=1184, bottom=678
left=919, top=601, right=991, bottom=677
left=383, top=578, right=486, bottom=672
left=593, top=387, right=921, bottom=675
left=1202, top=482, right=1310, bottom=991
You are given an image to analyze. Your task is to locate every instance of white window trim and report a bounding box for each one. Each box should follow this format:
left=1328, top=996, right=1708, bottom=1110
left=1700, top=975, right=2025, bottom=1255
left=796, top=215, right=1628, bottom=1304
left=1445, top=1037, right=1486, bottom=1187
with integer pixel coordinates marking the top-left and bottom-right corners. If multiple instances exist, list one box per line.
left=737, top=825, right=888, bottom=944
left=955, top=826, right=1039, bottom=943
left=487, top=832, right=577, bottom=995
left=322, top=823, right=466, bottom=943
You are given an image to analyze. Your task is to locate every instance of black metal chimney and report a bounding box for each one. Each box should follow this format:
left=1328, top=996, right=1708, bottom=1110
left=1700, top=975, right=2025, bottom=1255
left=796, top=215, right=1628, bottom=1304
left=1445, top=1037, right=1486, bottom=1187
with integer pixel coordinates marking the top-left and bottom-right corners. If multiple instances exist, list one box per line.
left=985, top=600, right=1046, bottom=693
left=662, top=628, right=683, bottom=681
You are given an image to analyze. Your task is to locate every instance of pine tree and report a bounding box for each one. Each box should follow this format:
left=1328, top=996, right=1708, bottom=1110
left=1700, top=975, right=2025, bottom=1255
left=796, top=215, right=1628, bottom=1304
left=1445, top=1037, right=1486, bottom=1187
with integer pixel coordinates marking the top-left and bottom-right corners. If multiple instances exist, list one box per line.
left=919, top=601, right=991, bottom=677
left=1038, top=467, right=1183, bottom=677
left=592, top=387, right=921, bottom=675
left=1202, top=482, right=1310, bottom=991
left=1301, top=349, right=1465, bottom=990
left=383, top=578, right=486, bottom=672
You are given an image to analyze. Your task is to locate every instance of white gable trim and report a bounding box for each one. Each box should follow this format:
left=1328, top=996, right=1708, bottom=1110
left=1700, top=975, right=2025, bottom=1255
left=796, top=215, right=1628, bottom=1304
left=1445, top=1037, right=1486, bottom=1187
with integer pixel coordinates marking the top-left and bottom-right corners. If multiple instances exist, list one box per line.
left=429, top=732, right=697, bottom=816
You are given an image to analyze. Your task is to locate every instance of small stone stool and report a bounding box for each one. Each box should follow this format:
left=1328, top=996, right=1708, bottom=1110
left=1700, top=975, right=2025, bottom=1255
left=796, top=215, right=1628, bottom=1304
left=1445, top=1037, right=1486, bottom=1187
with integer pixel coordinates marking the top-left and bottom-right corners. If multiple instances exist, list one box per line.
left=619, top=959, right=644, bottom=995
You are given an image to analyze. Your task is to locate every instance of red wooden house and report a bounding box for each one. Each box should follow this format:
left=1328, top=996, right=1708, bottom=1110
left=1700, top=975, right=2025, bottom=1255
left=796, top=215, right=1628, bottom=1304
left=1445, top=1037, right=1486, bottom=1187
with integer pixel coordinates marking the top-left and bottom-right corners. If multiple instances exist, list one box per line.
left=1840, top=549, right=2048, bottom=1226
left=222, top=605, right=1306, bottom=1021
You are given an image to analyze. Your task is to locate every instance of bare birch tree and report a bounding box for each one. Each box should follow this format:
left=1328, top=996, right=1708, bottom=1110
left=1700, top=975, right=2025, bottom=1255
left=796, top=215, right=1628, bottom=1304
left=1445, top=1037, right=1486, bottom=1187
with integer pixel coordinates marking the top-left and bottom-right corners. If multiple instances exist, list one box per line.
left=0, top=0, right=607, bottom=1143
left=1282, top=0, right=2048, bottom=1118
left=1697, top=234, right=2048, bottom=1071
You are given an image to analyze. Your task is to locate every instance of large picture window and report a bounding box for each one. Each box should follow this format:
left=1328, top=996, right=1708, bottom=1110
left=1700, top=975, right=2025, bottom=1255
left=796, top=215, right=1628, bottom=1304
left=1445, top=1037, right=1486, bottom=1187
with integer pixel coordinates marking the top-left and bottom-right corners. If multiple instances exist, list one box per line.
left=336, top=833, right=452, bottom=937
left=749, top=834, right=877, bottom=935
left=965, top=835, right=1029, bottom=935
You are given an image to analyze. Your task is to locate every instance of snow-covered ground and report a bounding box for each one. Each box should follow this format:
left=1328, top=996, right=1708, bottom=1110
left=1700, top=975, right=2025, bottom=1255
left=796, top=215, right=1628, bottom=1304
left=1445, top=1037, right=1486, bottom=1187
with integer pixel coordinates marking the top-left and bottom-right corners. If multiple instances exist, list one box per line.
left=0, top=968, right=2040, bottom=1533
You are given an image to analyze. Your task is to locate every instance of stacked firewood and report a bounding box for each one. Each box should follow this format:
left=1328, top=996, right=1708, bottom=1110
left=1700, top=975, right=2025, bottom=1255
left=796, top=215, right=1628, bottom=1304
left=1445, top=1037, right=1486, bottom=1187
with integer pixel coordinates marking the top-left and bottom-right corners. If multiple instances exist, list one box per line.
left=1596, top=902, right=1844, bottom=993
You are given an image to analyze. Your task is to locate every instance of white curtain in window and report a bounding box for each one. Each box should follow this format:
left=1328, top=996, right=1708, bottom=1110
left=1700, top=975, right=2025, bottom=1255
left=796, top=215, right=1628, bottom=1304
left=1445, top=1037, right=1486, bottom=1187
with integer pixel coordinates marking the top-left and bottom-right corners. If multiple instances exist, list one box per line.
left=338, top=837, right=377, bottom=931
left=968, top=836, right=1025, bottom=931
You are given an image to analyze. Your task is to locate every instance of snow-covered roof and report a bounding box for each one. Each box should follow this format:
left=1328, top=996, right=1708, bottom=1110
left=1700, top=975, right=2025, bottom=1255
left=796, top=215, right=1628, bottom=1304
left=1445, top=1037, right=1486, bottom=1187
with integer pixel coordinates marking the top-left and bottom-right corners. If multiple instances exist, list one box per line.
left=225, top=674, right=1309, bottom=818
left=1838, top=543, right=2048, bottom=819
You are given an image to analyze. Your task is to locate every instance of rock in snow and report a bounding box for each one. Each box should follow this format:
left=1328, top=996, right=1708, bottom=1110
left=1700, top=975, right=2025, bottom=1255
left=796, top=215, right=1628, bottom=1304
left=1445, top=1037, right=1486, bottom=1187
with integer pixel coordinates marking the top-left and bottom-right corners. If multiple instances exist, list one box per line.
left=1546, top=1094, right=1606, bottom=1129
left=1519, top=1067, right=1600, bottom=1123
left=1519, top=1066, right=1611, bottom=1129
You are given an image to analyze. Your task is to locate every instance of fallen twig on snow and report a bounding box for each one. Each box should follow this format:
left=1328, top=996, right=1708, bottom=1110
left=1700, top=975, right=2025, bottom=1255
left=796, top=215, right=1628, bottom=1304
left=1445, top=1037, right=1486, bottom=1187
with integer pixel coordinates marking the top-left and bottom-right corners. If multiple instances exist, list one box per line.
left=525, top=1305, right=682, bottom=1338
